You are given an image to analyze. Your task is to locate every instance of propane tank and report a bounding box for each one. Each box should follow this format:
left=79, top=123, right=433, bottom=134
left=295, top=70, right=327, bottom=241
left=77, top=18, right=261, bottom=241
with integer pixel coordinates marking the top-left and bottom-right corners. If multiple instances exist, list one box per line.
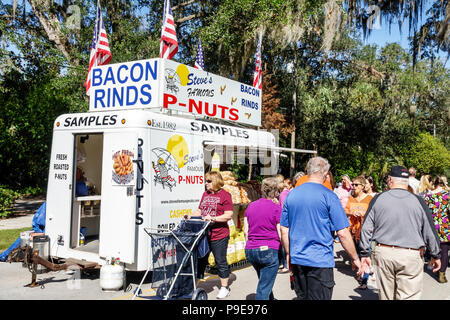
left=100, top=257, right=124, bottom=291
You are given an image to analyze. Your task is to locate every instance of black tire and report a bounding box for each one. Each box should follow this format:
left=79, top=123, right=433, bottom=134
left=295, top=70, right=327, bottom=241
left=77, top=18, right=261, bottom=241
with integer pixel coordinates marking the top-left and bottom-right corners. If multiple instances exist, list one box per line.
left=192, top=288, right=208, bottom=300
left=157, top=283, right=170, bottom=299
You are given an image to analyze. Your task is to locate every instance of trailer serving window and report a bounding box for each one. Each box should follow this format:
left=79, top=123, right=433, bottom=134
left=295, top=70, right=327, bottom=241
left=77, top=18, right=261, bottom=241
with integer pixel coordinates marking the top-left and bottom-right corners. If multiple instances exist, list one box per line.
left=202, top=141, right=316, bottom=178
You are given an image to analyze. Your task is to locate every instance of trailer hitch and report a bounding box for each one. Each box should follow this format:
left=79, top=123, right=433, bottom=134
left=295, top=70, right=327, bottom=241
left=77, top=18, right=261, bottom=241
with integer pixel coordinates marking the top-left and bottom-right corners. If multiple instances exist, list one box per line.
left=22, top=247, right=99, bottom=288
left=24, top=248, right=69, bottom=288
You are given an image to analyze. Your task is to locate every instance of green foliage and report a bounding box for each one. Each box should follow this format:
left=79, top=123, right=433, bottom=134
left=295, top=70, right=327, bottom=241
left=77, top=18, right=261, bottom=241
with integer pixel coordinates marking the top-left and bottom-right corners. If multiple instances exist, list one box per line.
left=400, top=132, right=450, bottom=176
left=0, top=186, right=20, bottom=218
left=0, top=0, right=448, bottom=196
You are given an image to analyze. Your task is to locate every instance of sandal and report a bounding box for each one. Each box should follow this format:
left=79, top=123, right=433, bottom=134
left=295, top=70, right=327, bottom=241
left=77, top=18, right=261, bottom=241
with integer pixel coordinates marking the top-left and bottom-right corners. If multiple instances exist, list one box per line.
left=357, top=284, right=367, bottom=290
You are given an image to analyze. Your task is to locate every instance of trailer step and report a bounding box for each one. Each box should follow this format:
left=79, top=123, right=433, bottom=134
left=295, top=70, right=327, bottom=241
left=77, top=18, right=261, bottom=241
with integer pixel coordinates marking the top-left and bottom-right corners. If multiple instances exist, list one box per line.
left=65, top=258, right=99, bottom=269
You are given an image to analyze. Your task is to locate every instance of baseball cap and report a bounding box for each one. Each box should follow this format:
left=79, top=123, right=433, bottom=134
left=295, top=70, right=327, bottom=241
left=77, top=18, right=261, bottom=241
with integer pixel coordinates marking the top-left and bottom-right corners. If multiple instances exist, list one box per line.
left=389, top=165, right=409, bottom=178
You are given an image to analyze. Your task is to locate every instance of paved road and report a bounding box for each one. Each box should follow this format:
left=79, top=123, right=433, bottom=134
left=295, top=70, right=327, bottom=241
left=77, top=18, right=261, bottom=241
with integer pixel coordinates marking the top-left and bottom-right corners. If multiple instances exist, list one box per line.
left=1, top=199, right=448, bottom=301
left=0, top=198, right=44, bottom=231
left=0, top=243, right=448, bottom=301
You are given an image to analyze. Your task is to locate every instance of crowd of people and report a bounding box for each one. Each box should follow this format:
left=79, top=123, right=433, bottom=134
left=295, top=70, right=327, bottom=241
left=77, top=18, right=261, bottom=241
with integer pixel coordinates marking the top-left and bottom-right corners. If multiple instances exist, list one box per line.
left=187, top=159, right=449, bottom=300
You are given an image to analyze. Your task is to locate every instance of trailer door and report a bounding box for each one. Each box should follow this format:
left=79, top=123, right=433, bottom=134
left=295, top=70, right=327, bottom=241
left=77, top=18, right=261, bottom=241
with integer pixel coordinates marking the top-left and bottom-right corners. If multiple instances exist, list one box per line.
left=99, top=132, right=138, bottom=263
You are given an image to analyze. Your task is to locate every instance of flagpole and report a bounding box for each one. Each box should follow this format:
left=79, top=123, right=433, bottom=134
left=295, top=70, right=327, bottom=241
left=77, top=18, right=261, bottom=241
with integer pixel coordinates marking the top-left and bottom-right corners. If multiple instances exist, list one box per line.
left=159, top=0, right=166, bottom=58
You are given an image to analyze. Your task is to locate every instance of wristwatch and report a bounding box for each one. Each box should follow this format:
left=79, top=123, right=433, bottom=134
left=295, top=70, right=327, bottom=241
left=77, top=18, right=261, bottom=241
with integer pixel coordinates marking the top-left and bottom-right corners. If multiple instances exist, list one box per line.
left=212, top=217, right=216, bottom=222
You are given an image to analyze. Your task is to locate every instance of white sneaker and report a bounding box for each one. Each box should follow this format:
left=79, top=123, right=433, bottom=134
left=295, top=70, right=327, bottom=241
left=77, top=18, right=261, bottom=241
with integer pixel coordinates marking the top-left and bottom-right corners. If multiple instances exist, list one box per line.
left=216, top=287, right=230, bottom=299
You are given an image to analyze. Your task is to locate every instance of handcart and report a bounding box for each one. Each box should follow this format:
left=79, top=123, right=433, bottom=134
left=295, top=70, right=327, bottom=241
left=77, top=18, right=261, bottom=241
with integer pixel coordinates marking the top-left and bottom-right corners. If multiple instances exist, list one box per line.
left=132, top=218, right=210, bottom=300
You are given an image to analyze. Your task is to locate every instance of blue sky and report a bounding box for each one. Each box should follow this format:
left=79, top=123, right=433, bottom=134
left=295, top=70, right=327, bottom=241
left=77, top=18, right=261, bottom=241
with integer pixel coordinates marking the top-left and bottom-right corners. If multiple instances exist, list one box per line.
left=359, top=3, right=449, bottom=67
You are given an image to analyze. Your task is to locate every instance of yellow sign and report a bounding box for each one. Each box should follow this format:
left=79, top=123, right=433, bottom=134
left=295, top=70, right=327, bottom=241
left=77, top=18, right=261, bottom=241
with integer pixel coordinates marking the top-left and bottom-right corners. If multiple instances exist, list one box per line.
left=166, top=134, right=189, bottom=169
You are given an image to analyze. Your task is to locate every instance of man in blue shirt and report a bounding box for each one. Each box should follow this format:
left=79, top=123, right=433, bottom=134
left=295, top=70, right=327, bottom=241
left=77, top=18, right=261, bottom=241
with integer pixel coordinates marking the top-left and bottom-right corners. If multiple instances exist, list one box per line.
left=281, top=156, right=363, bottom=300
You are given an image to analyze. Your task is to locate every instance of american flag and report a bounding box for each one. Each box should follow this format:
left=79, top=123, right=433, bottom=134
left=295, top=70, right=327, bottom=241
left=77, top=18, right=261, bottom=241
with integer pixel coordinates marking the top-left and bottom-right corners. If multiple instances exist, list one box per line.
left=194, top=39, right=204, bottom=70
left=253, top=31, right=262, bottom=89
left=159, top=0, right=178, bottom=60
left=84, top=0, right=111, bottom=96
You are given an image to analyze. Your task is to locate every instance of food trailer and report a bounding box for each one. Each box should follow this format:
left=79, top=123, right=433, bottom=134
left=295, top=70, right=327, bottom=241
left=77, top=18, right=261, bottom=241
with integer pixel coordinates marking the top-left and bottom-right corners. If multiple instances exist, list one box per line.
left=44, top=58, right=314, bottom=272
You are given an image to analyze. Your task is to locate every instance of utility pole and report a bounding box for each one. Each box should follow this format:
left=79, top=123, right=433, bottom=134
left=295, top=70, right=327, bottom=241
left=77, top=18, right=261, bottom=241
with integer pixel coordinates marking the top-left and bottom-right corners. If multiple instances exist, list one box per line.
left=290, top=48, right=298, bottom=178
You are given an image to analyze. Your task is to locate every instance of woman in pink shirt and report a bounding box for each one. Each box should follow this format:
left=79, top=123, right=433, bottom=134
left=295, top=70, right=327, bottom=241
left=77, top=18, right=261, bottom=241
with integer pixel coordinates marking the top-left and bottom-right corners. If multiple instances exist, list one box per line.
left=278, top=178, right=292, bottom=272
left=244, top=177, right=282, bottom=300
left=335, top=174, right=353, bottom=209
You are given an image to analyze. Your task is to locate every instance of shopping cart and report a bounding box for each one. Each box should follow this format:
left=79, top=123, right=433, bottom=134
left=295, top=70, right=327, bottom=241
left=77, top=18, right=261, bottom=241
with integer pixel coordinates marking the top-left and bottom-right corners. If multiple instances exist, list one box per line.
left=132, top=218, right=210, bottom=300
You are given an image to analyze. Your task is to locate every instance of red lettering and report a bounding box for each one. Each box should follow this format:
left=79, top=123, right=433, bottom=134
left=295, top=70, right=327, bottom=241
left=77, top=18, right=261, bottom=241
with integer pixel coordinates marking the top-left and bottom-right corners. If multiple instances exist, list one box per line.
left=205, top=102, right=216, bottom=117
left=229, top=108, right=239, bottom=121
left=186, top=176, right=191, bottom=184
left=217, top=104, right=228, bottom=119
left=178, top=176, right=183, bottom=184
left=199, top=176, right=204, bottom=184
left=163, top=93, right=177, bottom=108
left=189, top=99, right=202, bottom=114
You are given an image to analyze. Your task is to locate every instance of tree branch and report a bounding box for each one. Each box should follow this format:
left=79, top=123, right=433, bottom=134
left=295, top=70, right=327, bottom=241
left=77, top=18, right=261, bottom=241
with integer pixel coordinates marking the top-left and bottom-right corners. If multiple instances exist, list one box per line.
left=28, top=0, right=78, bottom=66
left=172, top=0, right=198, bottom=12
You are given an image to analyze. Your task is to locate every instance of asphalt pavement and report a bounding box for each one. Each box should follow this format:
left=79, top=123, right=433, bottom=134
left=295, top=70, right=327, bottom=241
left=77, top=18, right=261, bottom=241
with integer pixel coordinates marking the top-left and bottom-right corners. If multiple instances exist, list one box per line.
left=0, top=242, right=449, bottom=301
left=0, top=198, right=45, bottom=231
left=0, top=198, right=449, bottom=301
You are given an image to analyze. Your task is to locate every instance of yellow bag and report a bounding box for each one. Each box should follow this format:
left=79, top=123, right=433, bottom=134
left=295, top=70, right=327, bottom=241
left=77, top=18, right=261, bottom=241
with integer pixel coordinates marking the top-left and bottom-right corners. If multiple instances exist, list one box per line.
left=228, top=219, right=237, bottom=238
left=208, top=252, right=216, bottom=267
left=226, top=237, right=237, bottom=265
left=235, top=232, right=246, bottom=262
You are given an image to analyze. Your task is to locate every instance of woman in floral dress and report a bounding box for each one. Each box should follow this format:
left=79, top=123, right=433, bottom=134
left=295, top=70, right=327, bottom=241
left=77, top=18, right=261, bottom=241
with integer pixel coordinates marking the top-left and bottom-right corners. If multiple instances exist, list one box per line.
left=424, top=176, right=450, bottom=283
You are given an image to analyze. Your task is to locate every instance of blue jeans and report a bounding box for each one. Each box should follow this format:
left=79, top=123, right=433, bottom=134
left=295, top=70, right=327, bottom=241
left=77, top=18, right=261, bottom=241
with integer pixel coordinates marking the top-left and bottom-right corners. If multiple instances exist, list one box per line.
left=245, top=248, right=279, bottom=300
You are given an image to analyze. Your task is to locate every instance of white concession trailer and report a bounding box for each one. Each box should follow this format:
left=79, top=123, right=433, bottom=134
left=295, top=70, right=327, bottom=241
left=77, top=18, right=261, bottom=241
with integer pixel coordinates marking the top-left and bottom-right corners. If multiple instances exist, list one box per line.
left=44, top=58, right=288, bottom=271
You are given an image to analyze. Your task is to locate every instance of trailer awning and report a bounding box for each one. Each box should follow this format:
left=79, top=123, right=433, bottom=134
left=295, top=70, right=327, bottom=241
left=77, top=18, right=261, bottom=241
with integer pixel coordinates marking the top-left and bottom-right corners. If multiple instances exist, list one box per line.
left=202, top=141, right=317, bottom=154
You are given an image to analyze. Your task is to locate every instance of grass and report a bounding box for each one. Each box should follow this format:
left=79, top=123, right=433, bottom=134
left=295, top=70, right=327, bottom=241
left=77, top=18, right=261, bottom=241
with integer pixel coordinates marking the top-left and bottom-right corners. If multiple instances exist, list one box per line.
left=0, top=227, right=31, bottom=251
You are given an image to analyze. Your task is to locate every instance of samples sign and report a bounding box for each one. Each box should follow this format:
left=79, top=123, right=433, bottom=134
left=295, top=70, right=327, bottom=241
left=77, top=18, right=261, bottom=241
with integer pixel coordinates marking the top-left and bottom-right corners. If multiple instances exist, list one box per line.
left=88, top=58, right=262, bottom=127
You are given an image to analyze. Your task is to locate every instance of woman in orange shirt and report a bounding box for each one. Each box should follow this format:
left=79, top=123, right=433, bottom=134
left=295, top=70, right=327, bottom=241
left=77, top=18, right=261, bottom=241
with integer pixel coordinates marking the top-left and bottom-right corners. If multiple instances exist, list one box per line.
left=344, top=176, right=373, bottom=244
left=345, top=175, right=373, bottom=289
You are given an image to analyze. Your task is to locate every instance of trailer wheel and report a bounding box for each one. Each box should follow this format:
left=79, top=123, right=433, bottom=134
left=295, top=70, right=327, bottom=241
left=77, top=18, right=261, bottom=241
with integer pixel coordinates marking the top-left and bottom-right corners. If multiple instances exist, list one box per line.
left=192, top=288, right=208, bottom=300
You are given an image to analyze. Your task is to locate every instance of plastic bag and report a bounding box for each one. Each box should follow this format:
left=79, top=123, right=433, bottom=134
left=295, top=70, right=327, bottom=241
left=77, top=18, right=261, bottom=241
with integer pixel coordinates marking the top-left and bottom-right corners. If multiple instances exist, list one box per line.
left=226, top=238, right=237, bottom=265
left=228, top=219, right=237, bottom=238
left=367, top=268, right=378, bottom=290
left=208, top=252, right=216, bottom=266
left=235, top=232, right=246, bottom=262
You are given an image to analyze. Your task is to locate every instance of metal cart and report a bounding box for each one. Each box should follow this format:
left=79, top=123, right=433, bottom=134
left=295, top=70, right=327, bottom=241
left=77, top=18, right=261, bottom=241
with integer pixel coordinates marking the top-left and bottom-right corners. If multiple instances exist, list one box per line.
left=132, top=219, right=210, bottom=300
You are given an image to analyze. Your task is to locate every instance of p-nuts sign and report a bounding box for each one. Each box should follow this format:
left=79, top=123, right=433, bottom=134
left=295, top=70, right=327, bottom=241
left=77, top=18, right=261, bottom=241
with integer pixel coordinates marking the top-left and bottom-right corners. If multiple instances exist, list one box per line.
left=162, top=59, right=261, bottom=126
left=89, top=58, right=261, bottom=127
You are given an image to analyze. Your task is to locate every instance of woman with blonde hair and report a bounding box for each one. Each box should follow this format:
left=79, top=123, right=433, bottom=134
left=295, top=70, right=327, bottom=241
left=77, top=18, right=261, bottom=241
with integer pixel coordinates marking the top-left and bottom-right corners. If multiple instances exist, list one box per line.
left=418, top=174, right=433, bottom=196
left=190, top=171, right=233, bottom=299
left=442, top=176, right=450, bottom=191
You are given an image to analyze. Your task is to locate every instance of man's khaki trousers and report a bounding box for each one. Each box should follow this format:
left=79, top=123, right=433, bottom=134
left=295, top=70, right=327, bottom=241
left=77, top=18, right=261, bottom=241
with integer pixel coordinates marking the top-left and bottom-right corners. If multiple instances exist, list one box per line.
left=373, top=245, right=424, bottom=300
